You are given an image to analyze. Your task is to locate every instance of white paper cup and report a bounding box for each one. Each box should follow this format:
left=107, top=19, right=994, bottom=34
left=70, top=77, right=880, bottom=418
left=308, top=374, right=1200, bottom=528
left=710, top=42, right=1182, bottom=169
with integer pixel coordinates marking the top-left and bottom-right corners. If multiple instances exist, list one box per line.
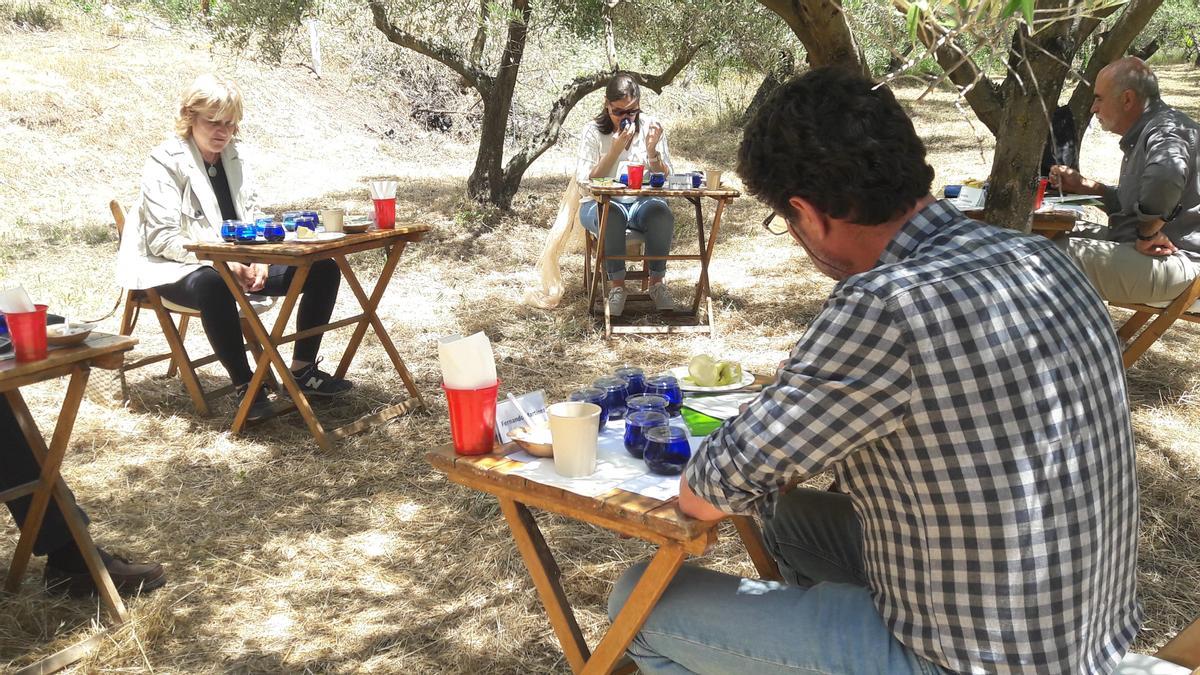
left=548, top=401, right=600, bottom=477
left=706, top=170, right=723, bottom=188
left=321, top=208, right=344, bottom=232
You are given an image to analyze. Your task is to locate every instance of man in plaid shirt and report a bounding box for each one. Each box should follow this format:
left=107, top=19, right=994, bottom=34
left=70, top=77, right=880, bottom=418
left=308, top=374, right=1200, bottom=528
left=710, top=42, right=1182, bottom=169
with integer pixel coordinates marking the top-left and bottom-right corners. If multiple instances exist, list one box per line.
left=609, top=67, right=1141, bottom=673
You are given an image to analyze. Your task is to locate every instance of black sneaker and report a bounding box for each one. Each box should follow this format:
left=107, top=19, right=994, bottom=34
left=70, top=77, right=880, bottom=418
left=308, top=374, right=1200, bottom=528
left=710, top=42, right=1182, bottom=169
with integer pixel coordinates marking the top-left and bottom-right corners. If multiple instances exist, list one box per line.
left=234, top=383, right=275, bottom=421
left=291, top=358, right=352, bottom=397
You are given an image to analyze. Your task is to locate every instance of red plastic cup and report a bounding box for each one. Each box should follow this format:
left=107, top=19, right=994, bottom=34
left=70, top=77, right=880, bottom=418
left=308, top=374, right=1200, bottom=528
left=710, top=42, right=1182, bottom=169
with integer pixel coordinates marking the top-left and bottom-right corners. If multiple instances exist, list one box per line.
left=627, top=164, right=645, bottom=189
left=1034, top=178, right=1048, bottom=209
left=5, top=304, right=48, bottom=363
left=444, top=380, right=501, bottom=455
left=373, top=198, right=396, bottom=230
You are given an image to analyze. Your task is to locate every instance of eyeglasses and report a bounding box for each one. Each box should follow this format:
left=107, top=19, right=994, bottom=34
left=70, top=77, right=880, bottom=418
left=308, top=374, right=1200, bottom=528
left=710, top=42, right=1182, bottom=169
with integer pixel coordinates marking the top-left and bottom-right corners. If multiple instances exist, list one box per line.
left=762, top=211, right=789, bottom=235
left=610, top=105, right=641, bottom=118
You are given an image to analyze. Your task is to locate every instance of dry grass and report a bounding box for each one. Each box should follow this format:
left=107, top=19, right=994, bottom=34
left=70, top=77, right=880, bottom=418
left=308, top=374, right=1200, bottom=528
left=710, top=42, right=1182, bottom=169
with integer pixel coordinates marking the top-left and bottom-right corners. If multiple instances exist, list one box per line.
left=1, top=17, right=1198, bottom=673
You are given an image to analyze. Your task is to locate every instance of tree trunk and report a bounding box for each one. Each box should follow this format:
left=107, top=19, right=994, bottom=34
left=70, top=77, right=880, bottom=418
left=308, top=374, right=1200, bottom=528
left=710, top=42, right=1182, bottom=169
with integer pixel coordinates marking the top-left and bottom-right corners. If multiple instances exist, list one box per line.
left=742, top=51, right=795, bottom=126
left=757, top=0, right=868, bottom=75
left=465, top=0, right=531, bottom=209
left=983, top=26, right=1074, bottom=230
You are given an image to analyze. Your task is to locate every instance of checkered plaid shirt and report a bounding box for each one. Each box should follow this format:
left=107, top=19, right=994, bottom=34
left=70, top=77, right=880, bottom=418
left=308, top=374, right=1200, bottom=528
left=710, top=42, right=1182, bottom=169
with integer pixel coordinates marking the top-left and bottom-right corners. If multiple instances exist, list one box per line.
left=687, top=200, right=1141, bottom=673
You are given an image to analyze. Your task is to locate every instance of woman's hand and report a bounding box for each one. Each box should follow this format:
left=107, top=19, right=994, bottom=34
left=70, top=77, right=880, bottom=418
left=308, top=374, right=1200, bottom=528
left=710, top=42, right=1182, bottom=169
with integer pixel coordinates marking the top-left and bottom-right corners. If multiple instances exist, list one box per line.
left=229, top=262, right=268, bottom=292
left=614, top=120, right=637, bottom=152
left=646, top=121, right=664, bottom=153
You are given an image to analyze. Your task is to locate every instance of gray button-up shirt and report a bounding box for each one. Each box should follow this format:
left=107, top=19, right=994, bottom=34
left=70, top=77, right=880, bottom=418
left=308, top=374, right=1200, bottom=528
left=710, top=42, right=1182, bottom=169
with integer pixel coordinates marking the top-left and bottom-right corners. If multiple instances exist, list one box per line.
left=1103, top=99, right=1200, bottom=250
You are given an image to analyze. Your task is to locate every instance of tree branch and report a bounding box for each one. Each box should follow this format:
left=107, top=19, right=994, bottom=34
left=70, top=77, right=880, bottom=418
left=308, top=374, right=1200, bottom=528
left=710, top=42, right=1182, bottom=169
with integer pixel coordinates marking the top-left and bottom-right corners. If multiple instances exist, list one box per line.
left=501, top=42, right=703, bottom=194
left=367, top=0, right=493, bottom=94
left=896, top=0, right=1004, bottom=134
left=1066, top=0, right=1165, bottom=143
left=468, top=0, right=489, bottom=74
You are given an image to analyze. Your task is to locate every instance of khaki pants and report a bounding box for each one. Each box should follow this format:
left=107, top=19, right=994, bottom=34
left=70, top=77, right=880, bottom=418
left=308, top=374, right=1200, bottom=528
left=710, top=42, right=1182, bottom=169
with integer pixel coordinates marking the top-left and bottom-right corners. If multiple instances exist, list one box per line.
left=1056, top=224, right=1199, bottom=304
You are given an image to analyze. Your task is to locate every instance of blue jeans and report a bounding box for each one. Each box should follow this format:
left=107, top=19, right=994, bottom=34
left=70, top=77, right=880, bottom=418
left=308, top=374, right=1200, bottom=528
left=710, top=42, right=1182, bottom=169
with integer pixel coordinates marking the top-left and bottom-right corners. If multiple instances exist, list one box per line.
left=580, top=198, right=674, bottom=281
left=607, top=488, right=949, bottom=674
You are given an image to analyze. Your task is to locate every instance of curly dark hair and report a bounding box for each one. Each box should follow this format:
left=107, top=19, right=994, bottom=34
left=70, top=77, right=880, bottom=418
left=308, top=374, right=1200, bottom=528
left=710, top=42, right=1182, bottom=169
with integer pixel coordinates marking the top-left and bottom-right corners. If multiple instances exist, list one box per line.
left=737, top=67, right=934, bottom=226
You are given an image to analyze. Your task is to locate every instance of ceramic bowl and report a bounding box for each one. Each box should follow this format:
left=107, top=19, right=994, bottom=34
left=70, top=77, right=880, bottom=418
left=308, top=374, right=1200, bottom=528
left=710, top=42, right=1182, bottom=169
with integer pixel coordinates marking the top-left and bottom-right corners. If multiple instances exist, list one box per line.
left=508, top=425, right=553, bottom=457
left=45, top=322, right=95, bottom=347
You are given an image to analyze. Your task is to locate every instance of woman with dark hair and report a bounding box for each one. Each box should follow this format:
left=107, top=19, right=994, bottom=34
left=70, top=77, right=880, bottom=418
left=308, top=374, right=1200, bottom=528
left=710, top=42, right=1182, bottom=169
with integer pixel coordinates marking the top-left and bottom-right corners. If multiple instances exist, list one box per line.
left=575, top=73, right=676, bottom=316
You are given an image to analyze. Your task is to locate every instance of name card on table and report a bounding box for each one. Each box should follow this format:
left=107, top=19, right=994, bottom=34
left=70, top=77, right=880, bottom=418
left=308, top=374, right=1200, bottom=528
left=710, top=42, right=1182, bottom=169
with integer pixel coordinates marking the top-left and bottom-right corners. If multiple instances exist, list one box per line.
left=495, top=390, right=548, bottom=444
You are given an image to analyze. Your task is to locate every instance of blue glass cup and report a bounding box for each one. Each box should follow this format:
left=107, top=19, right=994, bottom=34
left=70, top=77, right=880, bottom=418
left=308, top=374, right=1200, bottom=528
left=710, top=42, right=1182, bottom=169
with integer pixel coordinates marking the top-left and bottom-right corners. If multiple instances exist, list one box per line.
left=624, top=410, right=669, bottom=459
left=593, top=376, right=630, bottom=420
left=254, top=216, right=273, bottom=238
left=643, top=425, right=692, bottom=475
left=220, top=219, right=238, bottom=242
left=235, top=220, right=257, bottom=243
left=568, top=387, right=609, bottom=430
left=302, top=210, right=320, bottom=228
left=649, top=172, right=666, bottom=188
left=625, top=394, right=667, bottom=415
left=264, top=222, right=286, bottom=242
left=282, top=210, right=302, bottom=231
left=691, top=172, right=703, bottom=188
left=614, top=366, right=645, bottom=396
left=644, top=374, right=683, bottom=417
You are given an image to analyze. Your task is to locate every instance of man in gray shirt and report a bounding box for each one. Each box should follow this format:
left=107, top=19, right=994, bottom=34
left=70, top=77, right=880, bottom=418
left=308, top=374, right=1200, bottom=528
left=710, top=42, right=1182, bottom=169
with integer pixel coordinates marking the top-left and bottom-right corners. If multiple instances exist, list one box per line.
left=1051, top=57, right=1200, bottom=304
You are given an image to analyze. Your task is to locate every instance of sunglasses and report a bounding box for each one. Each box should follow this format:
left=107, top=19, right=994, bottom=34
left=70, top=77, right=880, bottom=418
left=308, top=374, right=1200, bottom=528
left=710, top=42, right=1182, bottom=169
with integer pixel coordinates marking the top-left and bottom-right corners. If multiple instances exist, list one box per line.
left=761, top=211, right=789, bottom=236
left=610, top=105, right=641, bottom=118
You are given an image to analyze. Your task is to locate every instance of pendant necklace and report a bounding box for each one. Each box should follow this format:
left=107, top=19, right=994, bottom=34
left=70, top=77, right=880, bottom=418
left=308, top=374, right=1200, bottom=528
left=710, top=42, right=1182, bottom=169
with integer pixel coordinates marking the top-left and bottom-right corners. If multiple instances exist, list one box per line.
left=206, top=161, right=218, bottom=178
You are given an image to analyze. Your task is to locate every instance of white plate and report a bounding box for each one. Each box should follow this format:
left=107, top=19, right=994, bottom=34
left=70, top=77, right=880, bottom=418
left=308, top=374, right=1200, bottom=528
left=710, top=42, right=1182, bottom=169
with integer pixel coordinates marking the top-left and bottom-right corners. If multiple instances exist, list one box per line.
left=286, top=231, right=345, bottom=242
left=668, top=365, right=755, bottom=392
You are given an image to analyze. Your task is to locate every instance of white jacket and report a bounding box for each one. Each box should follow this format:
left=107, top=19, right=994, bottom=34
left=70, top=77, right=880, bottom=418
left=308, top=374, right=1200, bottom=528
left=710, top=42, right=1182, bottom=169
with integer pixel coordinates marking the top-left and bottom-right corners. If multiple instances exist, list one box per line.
left=116, top=136, right=258, bottom=289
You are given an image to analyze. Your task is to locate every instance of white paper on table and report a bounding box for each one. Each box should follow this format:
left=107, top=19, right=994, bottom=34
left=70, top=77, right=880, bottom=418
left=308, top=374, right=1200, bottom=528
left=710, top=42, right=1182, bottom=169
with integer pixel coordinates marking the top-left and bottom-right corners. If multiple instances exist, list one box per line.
left=437, top=332, right=497, bottom=389
left=495, top=390, right=548, bottom=443
left=952, top=185, right=986, bottom=210
left=508, top=419, right=704, bottom=500
left=683, top=392, right=758, bottom=420
left=0, top=283, right=35, bottom=313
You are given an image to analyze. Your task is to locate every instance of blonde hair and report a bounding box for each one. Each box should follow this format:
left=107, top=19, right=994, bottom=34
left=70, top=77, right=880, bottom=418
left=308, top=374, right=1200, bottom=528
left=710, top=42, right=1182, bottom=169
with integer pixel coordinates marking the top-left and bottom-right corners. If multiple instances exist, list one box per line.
left=174, top=74, right=244, bottom=140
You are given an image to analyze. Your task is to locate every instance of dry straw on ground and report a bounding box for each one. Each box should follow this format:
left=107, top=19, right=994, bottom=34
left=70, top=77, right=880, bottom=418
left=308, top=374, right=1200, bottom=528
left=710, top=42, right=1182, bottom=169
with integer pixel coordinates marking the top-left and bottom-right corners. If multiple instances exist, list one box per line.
left=1, top=15, right=1198, bottom=674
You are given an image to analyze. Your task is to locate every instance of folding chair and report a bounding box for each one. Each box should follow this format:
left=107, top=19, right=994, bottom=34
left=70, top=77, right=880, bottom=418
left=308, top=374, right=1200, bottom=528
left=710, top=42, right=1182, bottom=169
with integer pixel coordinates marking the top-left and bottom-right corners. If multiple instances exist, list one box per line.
left=1111, top=275, right=1200, bottom=369
left=111, top=200, right=274, bottom=415
left=583, top=230, right=649, bottom=294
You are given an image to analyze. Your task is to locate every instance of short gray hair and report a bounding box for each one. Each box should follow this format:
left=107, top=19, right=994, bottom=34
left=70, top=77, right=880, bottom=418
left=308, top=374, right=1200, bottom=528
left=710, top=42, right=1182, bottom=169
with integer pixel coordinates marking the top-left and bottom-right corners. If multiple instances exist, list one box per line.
left=1108, top=57, right=1160, bottom=103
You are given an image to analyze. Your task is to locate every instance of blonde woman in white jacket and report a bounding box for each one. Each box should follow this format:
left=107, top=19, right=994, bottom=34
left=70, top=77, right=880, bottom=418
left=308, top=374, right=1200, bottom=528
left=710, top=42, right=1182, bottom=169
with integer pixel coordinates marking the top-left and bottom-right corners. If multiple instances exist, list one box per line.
left=117, top=74, right=350, bottom=420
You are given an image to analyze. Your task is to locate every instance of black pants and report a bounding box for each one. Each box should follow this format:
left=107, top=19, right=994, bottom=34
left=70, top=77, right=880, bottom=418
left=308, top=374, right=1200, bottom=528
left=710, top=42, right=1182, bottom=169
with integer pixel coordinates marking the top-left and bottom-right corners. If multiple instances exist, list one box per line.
left=156, top=260, right=341, bottom=387
left=1, top=397, right=86, bottom=556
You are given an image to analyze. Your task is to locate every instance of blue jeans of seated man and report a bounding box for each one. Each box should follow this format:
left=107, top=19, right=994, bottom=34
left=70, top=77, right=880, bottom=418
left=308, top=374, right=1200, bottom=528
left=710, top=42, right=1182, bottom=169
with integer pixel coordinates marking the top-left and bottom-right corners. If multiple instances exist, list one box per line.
left=580, top=198, right=674, bottom=281
left=607, top=488, right=950, bottom=674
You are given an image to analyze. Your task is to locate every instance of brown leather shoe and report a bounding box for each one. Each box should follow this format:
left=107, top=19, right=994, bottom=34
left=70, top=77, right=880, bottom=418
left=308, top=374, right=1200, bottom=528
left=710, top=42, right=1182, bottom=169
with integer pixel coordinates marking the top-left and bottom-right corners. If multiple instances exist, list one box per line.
left=45, top=552, right=166, bottom=597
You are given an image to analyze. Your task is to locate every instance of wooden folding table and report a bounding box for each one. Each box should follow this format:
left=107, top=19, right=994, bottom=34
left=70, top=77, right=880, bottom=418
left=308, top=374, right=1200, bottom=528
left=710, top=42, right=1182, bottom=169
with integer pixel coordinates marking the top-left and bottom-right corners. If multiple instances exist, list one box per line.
left=2, top=333, right=136, bottom=627
left=586, top=186, right=740, bottom=339
left=186, top=225, right=429, bottom=450
left=427, top=442, right=781, bottom=674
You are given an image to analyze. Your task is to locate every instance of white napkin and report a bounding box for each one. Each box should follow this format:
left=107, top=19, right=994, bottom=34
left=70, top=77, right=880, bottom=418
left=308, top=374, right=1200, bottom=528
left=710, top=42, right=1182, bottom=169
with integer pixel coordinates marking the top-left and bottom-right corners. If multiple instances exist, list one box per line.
left=438, top=332, right=497, bottom=389
left=369, top=180, right=398, bottom=200
left=0, top=283, right=35, bottom=313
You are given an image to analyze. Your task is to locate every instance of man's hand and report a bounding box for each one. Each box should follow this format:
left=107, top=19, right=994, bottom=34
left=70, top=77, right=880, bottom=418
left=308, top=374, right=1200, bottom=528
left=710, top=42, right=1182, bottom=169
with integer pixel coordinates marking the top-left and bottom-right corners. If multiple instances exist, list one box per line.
left=1135, top=231, right=1178, bottom=257
left=677, top=476, right=728, bottom=521
left=1048, top=165, right=1085, bottom=194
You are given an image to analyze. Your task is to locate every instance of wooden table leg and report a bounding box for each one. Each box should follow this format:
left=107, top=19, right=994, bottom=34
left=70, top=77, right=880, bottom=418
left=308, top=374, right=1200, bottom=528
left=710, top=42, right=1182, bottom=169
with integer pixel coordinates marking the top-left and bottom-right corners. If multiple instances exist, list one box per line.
left=731, top=515, right=782, bottom=582
left=589, top=199, right=613, bottom=315
left=691, top=197, right=727, bottom=319
left=3, top=375, right=129, bottom=623
left=331, top=247, right=424, bottom=403
left=332, top=242, right=405, bottom=381
left=583, top=541, right=687, bottom=675
left=213, top=261, right=331, bottom=450
left=499, top=498, right=592, bottom=674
